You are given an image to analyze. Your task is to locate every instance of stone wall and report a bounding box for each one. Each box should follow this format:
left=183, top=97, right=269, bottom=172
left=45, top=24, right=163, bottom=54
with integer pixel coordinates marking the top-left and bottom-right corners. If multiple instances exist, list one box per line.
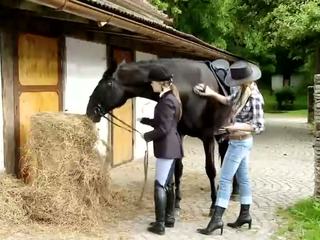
left=313, top=74, right=320, bottom=197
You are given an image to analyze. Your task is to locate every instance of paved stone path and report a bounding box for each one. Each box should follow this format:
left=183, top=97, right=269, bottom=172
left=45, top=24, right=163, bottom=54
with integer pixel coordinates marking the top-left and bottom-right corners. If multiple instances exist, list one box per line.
left=106, top=115, right=314, bottom=240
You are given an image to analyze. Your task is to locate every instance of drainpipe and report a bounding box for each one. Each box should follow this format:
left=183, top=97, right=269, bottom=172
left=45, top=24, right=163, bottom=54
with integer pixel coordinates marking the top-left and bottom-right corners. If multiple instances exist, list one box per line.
left=27, top=0, right=238, bottom=61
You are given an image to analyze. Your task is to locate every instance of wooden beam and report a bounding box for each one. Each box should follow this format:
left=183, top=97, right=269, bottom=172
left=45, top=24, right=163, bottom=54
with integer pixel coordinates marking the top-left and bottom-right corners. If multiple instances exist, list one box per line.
left=0, top=30, right=16, bottom=175
left=0, top=0, right=89, bottom=24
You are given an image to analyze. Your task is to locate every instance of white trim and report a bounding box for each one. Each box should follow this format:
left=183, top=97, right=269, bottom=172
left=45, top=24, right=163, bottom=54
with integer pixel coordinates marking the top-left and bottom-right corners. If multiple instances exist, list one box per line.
left=64, top=37, right=108, bottom=146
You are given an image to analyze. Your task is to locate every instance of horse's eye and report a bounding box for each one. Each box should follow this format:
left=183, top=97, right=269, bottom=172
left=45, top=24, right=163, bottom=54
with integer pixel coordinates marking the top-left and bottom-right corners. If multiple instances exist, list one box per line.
left=107, top=82, right=112, bottom=87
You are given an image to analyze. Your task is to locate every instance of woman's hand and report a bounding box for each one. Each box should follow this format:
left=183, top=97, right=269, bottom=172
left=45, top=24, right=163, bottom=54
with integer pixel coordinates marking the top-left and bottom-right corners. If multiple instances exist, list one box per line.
left=224, top=125, right=237, bottom=133
left=224, top=123, right=254, bottom=133
left=193, top=84, right=216, bottom=97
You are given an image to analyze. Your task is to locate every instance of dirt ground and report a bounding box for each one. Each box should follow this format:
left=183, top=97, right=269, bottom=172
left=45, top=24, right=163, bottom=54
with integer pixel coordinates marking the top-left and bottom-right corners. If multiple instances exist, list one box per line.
left=1, top=114, right=314, bottom=240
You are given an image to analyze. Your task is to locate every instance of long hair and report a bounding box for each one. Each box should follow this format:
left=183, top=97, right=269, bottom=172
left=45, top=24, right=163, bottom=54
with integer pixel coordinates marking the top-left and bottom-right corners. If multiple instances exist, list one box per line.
left=160, top=81, right=183, bottom=120
left=170, top=84, right=183, bottom=120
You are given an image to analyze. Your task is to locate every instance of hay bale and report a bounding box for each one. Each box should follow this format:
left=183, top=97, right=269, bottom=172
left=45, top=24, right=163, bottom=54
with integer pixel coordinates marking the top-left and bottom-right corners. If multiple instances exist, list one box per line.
left=0, top=174, right=29, bottom=225
left=0, top=112, right=141, bottom=234
left=17, top=112, right=112, bottom=228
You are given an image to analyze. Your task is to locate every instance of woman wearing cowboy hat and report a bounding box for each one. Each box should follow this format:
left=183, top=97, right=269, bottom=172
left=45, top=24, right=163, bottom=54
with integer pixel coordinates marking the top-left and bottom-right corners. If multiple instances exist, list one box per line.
left=193, top=60, right=265, bottom=235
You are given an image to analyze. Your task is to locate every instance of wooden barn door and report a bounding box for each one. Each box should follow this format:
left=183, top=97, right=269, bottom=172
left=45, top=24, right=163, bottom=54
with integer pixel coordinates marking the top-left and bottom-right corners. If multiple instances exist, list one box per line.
left=16, top=33, right=61, bottom=166
left=111, top=48, right=133, bottom=166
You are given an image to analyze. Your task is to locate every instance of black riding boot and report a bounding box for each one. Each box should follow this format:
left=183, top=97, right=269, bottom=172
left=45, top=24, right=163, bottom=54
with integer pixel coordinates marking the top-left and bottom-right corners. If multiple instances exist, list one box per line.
left=147, top=181, right=166, bottom=235
left=149, top=183, right=175, bottom=227
left=227, top=204, right=252, bottom=229
left=197, top=206, right=225, bottom=235
left=165, top=183, right=175, bottom=227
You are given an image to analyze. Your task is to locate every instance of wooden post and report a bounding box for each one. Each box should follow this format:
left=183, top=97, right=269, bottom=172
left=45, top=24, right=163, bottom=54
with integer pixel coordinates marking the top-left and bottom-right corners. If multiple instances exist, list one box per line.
left=314, top=74, right=320, bottom=198
left=0, top=30, right=16, bottom=175
left=308, top=86, right=314, bottom=123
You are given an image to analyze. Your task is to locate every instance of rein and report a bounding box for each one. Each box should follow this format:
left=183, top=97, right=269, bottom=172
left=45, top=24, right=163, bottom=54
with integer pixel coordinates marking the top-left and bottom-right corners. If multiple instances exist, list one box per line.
left=95, top=105, right=149, bottom=202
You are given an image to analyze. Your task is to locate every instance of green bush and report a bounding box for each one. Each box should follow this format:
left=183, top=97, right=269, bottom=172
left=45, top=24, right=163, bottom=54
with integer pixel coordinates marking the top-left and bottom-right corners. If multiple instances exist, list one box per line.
left=260, top=87, right=307, bottom=112
left=275, top=87, right=296, bottom=110
left=275, top=198, right=320, bottom=240
left=260, top=88, right=277, bottom=112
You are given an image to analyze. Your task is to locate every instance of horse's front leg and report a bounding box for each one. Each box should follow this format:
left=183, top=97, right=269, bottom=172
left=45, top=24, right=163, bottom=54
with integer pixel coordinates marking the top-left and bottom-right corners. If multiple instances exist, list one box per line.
left=202, top=137, right=217, bottom=216
left=174, top=157, right=183, bottom=210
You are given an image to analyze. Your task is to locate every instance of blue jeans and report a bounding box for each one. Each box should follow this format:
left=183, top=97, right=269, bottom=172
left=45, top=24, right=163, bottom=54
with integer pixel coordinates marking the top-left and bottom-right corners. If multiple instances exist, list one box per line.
left=215, top=137, right=253, bottom=208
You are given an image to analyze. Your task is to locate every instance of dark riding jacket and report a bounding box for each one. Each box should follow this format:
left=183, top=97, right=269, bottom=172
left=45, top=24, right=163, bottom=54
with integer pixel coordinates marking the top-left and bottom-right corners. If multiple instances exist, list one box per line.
left=142, top=91, right=183, bottom=159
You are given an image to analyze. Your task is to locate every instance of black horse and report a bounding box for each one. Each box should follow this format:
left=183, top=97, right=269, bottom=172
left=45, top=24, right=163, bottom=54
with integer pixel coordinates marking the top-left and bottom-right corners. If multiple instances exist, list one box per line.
left=86, top=58, right=235, bottom=215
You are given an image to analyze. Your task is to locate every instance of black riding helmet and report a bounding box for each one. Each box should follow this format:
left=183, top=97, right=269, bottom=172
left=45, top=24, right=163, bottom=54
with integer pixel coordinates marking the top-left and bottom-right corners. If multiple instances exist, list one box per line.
left=148, top=65, right=173, bottom=82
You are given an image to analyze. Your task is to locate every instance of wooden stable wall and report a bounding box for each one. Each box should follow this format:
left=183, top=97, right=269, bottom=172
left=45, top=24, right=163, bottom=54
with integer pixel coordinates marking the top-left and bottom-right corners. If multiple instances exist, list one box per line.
left=0, top=33, right=5, bottom=171
left=134, top=51, right=157, bottom=159
left=111, top=48, right=134, bottom=166
left=16, top=33, right=62, bottom=169
left=1, top=29, right=16, bottom=174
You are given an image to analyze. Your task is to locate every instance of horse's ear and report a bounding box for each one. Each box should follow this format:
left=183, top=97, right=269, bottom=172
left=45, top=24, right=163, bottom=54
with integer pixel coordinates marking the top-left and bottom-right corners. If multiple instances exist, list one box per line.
left=117, top=62, right=146, bottom=84
left=102, top=60, right=117, bottom=79
left=109, top=60, right=118, bottom=73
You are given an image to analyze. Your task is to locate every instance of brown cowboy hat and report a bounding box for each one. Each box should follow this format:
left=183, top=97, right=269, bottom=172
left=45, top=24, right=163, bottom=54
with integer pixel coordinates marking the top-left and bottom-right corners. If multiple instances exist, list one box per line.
left=225, top=60, right=261, bottom=87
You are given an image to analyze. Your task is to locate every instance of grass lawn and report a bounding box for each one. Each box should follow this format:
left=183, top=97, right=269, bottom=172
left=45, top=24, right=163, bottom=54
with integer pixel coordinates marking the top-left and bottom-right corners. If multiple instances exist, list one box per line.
left=275, top=198, right=320, bottom=240
left=265, top=109, right=308, bottom=118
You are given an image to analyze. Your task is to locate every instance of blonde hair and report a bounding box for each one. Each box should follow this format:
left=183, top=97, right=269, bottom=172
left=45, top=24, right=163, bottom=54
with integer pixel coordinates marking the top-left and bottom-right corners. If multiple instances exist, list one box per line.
left=160, top=81, right=182, bottom=120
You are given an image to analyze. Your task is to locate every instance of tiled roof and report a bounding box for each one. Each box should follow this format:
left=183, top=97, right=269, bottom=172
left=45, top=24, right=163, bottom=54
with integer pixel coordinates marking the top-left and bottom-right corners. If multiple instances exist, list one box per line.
left=85, top=0, right=171, bottom=25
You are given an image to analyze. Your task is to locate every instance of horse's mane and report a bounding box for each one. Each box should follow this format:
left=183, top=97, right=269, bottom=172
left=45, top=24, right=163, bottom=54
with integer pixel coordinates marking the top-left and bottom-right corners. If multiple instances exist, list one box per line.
left=101, top=58, right=203, bottom=82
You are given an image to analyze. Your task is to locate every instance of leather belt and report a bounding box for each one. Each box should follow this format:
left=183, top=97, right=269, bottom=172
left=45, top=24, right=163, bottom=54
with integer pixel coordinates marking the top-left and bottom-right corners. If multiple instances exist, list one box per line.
left=229, top=134, right=252, bottom=140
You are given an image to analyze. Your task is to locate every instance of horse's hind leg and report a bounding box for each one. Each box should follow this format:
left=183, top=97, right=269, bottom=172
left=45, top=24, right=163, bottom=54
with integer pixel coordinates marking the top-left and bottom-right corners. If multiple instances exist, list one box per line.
left=174, top=158, right=183, bottom=210
left=203, top=137, right=217, bottom=216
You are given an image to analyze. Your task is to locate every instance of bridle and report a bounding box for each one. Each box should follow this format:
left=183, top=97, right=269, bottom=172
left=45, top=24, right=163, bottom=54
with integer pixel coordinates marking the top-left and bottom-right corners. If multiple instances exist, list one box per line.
left=94, top=103, right=149, bottom=202
left=94, top=104, right=143, bottom=135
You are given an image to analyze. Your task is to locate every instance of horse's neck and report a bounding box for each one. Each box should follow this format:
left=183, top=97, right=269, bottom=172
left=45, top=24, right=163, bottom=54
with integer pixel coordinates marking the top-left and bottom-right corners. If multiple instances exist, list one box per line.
left=137, top=91, right=159, bottom=102
left=122, top=85, right=159, bottom=102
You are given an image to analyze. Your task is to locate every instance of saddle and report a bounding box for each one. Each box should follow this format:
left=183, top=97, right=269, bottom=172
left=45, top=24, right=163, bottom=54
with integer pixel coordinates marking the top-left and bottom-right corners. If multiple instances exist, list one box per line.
left=205, top=61, right=230, bottom=97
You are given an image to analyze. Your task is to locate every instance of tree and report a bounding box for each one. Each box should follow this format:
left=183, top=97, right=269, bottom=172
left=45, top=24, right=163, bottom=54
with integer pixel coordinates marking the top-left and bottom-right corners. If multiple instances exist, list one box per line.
left=150, top=0, right=279, bottom=73
left=261, top=0, right=320, bottom=73
left=150, top=0, right=320, bottom=80
left=150, top=0, right=237, bottom=49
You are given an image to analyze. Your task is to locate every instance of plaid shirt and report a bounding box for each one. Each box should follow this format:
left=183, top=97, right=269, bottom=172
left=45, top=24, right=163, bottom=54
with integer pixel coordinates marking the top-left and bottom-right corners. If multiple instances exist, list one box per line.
left=228, top=84, right=265, bottom=134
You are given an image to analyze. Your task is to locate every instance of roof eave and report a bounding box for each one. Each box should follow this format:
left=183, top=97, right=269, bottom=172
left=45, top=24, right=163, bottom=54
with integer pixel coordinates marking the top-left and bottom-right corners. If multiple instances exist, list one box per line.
left=26, top=0, right=241, bottom=61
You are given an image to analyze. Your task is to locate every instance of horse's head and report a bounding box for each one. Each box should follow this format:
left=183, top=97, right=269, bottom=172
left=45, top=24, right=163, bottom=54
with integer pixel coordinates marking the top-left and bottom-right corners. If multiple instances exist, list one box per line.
left=86, top=62, right=157, bottom=122
left=86, top=65, right=127, bottom=122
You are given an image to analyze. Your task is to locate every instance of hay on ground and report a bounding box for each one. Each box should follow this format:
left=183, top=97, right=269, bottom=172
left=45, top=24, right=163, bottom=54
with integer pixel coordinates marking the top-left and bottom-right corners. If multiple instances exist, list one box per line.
left=0, top=112, right=113, bottom=230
